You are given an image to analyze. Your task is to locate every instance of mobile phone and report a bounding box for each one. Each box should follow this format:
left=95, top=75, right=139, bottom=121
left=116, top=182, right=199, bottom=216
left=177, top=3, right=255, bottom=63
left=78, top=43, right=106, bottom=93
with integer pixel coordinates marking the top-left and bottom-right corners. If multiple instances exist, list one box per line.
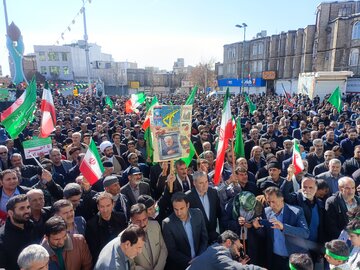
left=259, top=219, right=272, bottom=228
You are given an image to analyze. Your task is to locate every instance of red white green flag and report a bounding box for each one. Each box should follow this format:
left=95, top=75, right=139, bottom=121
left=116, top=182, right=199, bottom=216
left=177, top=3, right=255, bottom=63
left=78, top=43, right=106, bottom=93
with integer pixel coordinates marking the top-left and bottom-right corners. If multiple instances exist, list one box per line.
left=214, top=88, right=233, bottom=185
left=142, top=96, right=159, bottom=130
left=79, top=139, right=105, bottom=185
left=292, top=139, right=304, bottom=175
left=125, top=92, right=146, bottom=114
left=39, top=83, right=56, bottom=138
left=0, top=89, right=26, bottom=121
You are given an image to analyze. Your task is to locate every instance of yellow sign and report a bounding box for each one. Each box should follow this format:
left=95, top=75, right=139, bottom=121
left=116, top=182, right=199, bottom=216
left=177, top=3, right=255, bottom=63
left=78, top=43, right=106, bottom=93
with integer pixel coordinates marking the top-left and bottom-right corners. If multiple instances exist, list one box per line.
left=130, top=81, right=140, bottom=89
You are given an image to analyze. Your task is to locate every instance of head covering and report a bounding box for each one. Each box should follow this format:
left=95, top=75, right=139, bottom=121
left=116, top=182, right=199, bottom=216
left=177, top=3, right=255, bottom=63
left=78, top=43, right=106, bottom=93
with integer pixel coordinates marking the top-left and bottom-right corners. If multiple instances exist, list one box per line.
left=268, top=162, right=281, bottom=170
left=129, top=167, right=142, bottom=175
left=100, top=141, right=112, bottom=153
left=232, top=191, right=257, bottom=220
left=103, top=175, right=118, bottom=188
left=138, top=195, right=155, bottom=209
left=102, top=161, right=113, bottom=168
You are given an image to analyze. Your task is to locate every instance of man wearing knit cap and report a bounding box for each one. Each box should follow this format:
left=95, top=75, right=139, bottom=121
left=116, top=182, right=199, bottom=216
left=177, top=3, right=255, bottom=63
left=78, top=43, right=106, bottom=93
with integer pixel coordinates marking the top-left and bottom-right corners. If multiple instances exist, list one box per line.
left=103, top=175, right=129, bottom=222
left=100, top=141, right=126, bottom=176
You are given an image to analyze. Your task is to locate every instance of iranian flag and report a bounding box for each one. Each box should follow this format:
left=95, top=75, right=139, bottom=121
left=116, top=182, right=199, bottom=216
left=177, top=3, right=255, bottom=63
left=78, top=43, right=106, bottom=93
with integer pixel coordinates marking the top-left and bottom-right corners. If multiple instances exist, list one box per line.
left=0, top=89, right=26, bottom=121
left=39, top=83, right=56, bottom=138
left=142, top=96, right=158, bottom=130
left=292, top=139, right=304, bottom=175
left=125, top=92, right=146, bottom=114
left=214, top=88, right=233, bottom=185
left=79, top=139, right=105, bottom=185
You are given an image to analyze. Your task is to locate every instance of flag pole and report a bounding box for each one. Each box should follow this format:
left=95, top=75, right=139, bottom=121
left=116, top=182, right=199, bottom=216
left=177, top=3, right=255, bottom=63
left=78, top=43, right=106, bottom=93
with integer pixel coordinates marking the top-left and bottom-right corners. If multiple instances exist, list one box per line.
left=231, top=139, right=236, bottom=173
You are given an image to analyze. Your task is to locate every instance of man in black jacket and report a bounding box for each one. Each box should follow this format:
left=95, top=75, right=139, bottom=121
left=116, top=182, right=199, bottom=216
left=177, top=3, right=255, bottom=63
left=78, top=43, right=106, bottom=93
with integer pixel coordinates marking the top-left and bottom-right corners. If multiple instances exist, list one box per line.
left=325, top=176, right=360, bottom=240
left=186, top=171, right=221, bottom=243
left=85, top=192, right=127, bottom=263
left=0, top=194, right=37, bottom=270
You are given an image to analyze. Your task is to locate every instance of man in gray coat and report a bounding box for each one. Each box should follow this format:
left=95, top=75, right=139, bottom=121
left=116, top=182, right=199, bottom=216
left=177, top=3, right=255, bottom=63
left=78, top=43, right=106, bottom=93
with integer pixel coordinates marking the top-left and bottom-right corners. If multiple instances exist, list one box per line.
left=95, top=224, right=145, bottom=270
left=187, top=230, right=265, bottom=270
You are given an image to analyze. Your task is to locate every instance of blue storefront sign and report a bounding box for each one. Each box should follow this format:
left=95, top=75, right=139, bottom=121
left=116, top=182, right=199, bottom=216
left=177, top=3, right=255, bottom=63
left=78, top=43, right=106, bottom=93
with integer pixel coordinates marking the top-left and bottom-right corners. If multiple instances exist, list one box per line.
left=218, top=78, right=266, bottom=87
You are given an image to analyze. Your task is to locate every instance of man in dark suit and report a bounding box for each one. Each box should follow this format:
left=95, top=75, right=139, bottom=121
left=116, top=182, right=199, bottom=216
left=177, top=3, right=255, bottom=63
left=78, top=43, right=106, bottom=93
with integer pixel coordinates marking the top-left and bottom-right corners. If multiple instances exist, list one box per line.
left=121, top=167, right=151, bottom=206
left=253, top=187, right=310, bottom=269
left=325, top=177, right=360, bottom=240
left=187, top=230, right=265, bottom=270
left=186, top=171, right=221, bottom=243
left=85, top=192, right=127, bottom=263
left=292, top=120, right=307, bottom=140
left=111, top=132, right=127, bottom=156
left=162, top=192, right=208, bottom=270
left=244, top=128, right=259, bottom=160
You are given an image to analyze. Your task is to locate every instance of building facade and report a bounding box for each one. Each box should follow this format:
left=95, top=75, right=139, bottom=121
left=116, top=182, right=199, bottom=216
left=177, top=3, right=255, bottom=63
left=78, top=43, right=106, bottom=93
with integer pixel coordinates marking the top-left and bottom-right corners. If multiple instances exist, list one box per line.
left=221, top=0, right=360, bottom=94
left=33, top=40, right=112, bottom=81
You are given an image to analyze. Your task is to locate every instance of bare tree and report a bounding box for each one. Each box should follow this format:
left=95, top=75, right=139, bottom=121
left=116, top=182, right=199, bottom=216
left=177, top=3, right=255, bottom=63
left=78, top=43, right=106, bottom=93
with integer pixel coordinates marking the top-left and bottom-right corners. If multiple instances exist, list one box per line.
left=189, top=59, right=216, bottom=91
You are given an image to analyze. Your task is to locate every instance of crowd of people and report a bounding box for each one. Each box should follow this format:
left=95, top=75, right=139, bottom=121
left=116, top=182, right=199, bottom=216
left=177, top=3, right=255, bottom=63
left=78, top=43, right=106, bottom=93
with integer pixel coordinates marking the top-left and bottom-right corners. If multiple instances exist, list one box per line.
left=0, top=87, right=359, bottom=270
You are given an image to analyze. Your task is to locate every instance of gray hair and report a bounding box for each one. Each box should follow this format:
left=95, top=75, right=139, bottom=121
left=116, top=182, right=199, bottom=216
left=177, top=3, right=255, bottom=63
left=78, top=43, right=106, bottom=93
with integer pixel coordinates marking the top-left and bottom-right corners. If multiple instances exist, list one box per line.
left=192, top=171, right=207, bottom=182
left=17, top=244, right=49, bottom=269
left=329, top=158, right=341, bottom=166
left=338, top=177, right=355, bottom=187
left=312, top=138, right=323, bottom=146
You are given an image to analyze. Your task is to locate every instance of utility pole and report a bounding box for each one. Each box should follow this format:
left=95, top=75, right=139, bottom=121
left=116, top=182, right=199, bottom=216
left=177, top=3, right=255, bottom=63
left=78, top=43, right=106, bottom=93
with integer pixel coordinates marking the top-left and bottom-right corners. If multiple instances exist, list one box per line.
left=82, top=0, right=92, bottom=96
left=3, top=0, right=9, bottom=33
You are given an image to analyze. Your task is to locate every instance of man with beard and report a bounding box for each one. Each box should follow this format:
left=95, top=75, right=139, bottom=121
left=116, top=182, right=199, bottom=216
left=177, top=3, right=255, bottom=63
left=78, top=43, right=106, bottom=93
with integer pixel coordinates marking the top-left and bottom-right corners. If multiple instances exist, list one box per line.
left=313, top=150, right=335, bottom=176
left=281, top=168, right=325, bottom=257
left=340, top=128, right=360, bottom=160
left=0, top=194, right=37, bottom=270
left=100, top=140, right=126, bottom=175
left=342, top=145, right=360, bottom=176
left=41, top=216, right=92, bottom=270
left=187, top=230, right=265, bottom=270
left=323, top=131, right=338, bottom=151
left=130, top=203, right=168, bottom=270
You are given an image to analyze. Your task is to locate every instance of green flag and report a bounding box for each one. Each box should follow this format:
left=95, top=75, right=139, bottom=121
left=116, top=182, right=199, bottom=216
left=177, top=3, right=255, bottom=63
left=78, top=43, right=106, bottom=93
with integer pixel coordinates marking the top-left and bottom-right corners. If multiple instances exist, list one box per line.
left=2, top=79, right=37, bottom=138
left=234, top=117, right=245, bottom=159
left=105, top=96, right=114, bottom=109
left=144, top=127, right=154, bottom=162
left=181, top=140, right=197, bottom=167
left=185, top=85, right=198, bottom=105
left=327, top=86, right=342, bottom=113
left=244, top=92, right=256, bottom=115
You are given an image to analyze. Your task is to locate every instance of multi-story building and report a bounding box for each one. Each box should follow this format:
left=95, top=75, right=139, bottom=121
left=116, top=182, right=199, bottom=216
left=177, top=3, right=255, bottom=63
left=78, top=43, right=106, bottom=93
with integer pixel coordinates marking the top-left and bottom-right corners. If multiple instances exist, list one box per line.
left=220, top=0, right=360, bottom=94
left=33, top=40, right=112, bottom=81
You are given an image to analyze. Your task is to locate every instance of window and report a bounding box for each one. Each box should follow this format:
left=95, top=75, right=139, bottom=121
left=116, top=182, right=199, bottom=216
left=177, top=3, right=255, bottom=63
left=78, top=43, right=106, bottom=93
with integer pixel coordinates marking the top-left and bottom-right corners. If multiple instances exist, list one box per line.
left=251, top=61, right=257, bottom=73
left=49, top=66, right=60, bottom=75
left=338, top=6, right=351, bottom=17
left=257, top=61, right=263, bottom=72
left=252, top=44, right=258, bottom=55
left=48, top=52, right=59, bottom=61
left=62, top=52, right=68, bottom=61
left=38, top=52, right=46, bottom=61
left=258, top=43, right=264, bottom=55
left=352, top=22, right=360, bottom=40
left=349, top=48, right=359, bottom=66
left=40, top=66, right=47, bottom=74
left=63, top=66, right=69, bottom=75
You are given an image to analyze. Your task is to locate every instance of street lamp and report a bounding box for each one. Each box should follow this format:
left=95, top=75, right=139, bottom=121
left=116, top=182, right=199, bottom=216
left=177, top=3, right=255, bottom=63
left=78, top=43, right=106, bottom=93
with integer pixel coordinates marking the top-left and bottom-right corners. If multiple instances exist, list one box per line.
left=235, top=23, right=247, bottom=95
